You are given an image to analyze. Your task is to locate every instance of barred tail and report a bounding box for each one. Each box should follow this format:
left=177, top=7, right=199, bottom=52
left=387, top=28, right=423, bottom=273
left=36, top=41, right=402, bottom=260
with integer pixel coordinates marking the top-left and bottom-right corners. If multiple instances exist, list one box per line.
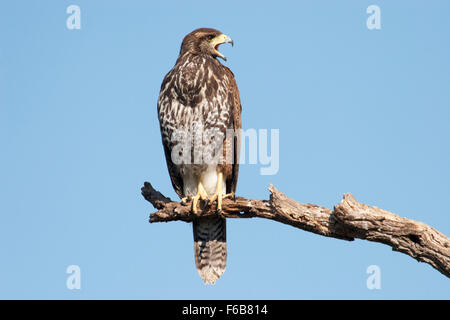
left=193, top=216, right=227, bottom=284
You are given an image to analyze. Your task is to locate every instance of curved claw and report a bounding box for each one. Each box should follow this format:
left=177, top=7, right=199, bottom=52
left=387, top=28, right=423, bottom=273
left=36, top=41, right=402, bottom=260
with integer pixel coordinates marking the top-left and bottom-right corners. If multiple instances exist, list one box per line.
left=216, top=208, right=226, bottom=219
left=181, top=196, right=190, bottom=206
left=223, top=192, right=235, bottom=200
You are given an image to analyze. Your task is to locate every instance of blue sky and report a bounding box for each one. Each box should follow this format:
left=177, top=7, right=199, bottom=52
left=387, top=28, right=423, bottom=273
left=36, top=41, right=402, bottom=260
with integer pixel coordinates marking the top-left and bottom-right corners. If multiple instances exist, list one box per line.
left=0, top=0, right=449, bottom=299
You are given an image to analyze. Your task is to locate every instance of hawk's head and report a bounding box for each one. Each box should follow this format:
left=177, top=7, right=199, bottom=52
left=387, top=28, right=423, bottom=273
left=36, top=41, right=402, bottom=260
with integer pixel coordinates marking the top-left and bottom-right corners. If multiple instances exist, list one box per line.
left=179, top=28, right=234, bottom=61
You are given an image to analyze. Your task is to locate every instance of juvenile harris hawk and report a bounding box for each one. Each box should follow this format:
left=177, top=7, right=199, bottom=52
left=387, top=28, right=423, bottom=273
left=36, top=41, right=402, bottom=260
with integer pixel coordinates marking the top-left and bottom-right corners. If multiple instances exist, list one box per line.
left=157, top=28, right=242, bottom=284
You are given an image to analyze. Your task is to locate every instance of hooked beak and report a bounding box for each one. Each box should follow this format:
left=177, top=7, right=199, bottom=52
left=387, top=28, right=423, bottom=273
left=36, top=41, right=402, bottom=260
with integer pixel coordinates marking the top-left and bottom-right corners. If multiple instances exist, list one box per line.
left=210, top=34, right=233, bottom=61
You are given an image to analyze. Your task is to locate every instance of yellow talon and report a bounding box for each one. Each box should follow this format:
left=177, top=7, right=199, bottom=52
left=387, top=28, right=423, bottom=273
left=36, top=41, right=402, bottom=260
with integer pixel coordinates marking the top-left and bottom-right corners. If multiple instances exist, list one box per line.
left=223, top=192, right=234, bottom=200
left=181, top=196, right=190, bottom=204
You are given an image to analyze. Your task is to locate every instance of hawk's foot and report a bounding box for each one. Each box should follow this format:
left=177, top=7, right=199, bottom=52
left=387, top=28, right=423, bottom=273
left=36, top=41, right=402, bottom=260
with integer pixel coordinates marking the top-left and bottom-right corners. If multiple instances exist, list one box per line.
left=206, top=172, right=234, bottom=213
left=181, top=196, right=191, bottom=206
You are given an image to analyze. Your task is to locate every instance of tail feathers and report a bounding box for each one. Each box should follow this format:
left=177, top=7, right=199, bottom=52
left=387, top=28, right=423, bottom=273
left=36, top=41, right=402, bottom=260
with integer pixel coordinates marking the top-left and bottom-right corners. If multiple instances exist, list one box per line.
left=193, top=216, right=227, bottom=285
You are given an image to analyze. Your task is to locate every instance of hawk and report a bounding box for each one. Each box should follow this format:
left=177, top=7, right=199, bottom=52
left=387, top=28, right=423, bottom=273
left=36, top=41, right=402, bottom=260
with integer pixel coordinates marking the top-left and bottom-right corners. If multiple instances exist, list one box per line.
left=157, top=28, right=242, bottom=284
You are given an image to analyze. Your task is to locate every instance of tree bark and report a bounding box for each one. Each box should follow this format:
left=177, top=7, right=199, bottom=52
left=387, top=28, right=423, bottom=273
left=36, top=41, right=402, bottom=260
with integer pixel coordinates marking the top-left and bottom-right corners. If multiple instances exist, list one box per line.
left=141, top=182, right=450, bottom=278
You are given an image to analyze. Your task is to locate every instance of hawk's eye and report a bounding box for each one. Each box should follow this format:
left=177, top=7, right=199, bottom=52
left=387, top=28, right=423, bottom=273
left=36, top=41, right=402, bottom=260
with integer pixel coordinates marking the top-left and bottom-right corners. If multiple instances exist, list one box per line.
left=207, top=35, right=215, bottom=41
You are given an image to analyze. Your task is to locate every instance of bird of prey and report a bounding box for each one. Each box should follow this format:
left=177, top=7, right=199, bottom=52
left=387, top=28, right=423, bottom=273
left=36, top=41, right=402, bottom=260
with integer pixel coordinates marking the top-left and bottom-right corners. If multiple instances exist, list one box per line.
left=157, top=28, right=242, bottom=284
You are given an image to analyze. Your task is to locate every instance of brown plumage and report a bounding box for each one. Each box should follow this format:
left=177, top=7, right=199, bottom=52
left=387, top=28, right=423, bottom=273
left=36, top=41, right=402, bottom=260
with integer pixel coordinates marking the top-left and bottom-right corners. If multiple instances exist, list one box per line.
left=157, top=28, right=242, bottom=284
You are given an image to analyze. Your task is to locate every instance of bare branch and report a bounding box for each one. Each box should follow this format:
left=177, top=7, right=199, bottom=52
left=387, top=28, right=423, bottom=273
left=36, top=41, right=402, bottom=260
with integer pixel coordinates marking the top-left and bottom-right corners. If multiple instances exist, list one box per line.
left=141, top=182, right=450, bottom=278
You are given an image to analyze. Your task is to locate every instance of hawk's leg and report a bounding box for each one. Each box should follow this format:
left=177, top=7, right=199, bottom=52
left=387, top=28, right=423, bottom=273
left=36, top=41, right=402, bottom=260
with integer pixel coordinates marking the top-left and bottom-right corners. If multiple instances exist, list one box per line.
left=191, top=181, right=209, bottom=214
left=207, top=172, right=234, bottom=213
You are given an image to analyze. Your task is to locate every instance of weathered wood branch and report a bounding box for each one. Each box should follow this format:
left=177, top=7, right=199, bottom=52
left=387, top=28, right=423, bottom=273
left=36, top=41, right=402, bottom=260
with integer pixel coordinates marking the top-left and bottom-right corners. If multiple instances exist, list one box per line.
left=141, top=182, right=450, bottom=278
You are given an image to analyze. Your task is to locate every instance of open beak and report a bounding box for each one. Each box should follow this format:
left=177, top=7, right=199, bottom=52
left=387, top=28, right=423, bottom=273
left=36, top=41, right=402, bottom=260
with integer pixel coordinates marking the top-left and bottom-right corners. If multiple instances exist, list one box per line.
left=210, top=34, right=233, bottom=61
